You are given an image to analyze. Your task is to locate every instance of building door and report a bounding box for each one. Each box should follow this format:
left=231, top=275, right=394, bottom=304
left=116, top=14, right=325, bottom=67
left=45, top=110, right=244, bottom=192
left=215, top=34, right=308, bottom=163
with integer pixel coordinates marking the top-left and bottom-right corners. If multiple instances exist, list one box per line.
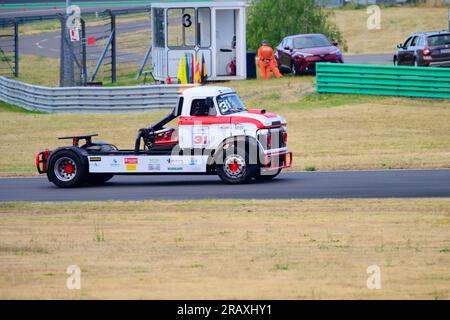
left=215, top=9, right=237, bottom=76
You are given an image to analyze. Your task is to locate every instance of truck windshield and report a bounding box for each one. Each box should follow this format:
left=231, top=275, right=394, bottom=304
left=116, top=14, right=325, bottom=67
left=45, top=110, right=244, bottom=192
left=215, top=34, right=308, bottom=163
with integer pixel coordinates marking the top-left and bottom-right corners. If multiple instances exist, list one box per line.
left=217, top=94, right=247, bottom=115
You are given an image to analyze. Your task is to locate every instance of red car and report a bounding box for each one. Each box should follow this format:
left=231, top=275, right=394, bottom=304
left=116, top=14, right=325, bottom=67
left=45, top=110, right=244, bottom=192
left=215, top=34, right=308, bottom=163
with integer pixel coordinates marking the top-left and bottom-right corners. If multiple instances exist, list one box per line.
left=275, top=34, right=343, bottom=75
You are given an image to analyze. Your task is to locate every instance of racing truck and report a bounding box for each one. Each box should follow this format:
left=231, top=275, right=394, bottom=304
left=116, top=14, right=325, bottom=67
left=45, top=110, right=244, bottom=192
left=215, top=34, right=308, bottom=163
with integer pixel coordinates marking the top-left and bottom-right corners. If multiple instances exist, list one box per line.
left=36, top=86, right=292, bottom=187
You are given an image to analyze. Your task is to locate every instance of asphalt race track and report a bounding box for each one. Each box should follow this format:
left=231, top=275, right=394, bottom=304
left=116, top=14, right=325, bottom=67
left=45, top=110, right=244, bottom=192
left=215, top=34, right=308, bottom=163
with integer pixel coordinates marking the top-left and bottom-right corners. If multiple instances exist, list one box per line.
left=0, top=169, right=449, bottom=202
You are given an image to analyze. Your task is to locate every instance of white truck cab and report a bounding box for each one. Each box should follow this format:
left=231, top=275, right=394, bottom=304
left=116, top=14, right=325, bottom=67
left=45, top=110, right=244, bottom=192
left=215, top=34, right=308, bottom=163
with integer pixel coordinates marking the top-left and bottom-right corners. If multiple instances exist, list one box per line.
left=38, top=86, right=292, bottom=187
left=177, top=86, right=288, bottom=153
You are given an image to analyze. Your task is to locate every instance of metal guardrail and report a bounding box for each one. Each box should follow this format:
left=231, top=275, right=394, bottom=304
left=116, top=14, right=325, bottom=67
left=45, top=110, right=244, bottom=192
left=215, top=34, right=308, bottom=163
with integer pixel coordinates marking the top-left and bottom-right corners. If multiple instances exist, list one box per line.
left=0, top=76, right=192, bottom=113
left=316, top=63, right=450, bottom=99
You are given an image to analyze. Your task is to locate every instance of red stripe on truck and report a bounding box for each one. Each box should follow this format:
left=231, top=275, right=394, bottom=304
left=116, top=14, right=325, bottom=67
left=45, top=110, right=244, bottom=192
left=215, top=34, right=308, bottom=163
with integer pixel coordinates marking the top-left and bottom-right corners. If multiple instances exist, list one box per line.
left=179, top=116, right=278, bottom=129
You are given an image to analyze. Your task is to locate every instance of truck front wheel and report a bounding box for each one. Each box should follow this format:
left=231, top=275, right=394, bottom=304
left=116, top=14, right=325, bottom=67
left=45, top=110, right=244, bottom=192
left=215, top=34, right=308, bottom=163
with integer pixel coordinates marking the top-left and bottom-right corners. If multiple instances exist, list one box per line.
left=216, top=146, right=257, bottom=184
left=47, top=150, right=87, bottom=188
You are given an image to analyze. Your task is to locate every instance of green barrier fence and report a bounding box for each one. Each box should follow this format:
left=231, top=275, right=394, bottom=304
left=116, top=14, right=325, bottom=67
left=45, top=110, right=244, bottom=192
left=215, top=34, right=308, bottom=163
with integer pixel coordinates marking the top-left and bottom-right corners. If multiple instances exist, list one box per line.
left=316, top=63, right=450, bottom=99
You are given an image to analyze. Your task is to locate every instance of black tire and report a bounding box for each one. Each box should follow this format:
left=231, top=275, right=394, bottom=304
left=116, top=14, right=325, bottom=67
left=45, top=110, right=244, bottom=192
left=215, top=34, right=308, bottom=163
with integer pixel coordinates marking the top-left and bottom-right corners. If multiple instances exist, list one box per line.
left=254, top=169, right=282, bottom=181
left=393, top=57, right=398, bottom=66
left=413, top=57, right=419, bottom=67
left=216, top=146, right=257, bottom=184
left=86, top=173, right=114, bottom=185
left=47, top=150, right=87, bottom=188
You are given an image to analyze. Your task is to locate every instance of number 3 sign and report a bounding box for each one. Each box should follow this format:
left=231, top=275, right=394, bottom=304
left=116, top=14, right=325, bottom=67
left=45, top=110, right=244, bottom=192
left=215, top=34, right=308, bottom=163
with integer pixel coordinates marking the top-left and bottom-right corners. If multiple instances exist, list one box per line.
left=183, top=14, right=192, bottom=28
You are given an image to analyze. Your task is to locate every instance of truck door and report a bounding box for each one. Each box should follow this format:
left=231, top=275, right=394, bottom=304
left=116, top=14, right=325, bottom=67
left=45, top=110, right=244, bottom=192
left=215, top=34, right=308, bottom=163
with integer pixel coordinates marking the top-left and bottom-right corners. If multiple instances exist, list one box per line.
left=178, top=98, right=231, bottom=150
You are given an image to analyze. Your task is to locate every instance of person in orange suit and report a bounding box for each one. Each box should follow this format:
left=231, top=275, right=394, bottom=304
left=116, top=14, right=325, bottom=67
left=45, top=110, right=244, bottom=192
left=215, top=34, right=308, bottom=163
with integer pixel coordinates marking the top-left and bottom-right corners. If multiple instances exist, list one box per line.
left=258, top=40, right=282, bottom=80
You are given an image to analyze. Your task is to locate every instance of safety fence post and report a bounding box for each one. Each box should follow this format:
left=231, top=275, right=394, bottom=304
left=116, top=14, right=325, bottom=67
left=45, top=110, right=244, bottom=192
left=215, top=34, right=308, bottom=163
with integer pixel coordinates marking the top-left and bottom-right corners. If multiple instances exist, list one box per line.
left=13, top=20, right=18, bottom=78
left=110, top=11, right=117, bottom=83
left=80, top=19, right=87, bottom=86
left=59, top=15, right=66, bottom=86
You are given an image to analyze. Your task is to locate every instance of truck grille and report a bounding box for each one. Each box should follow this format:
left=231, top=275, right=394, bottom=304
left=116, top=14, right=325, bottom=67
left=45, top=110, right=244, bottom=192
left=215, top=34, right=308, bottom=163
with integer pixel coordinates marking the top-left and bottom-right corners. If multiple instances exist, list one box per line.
left=258, top=128, right=286, bottom=150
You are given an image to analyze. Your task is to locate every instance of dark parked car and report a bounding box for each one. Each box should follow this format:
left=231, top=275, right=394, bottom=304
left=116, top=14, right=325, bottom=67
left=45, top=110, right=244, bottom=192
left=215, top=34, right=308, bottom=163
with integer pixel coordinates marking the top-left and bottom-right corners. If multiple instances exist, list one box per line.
left=275, top=34, right=343, bottom=75
left=394, top=31, right=450, bottom=67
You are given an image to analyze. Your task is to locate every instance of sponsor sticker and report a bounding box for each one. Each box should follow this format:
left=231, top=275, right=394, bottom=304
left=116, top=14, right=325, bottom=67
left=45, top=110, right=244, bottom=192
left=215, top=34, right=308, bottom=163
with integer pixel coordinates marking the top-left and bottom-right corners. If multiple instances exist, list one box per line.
left=148, top=164, right=161, bottom=171
left=167, top=159, right=183, bottom=165
left=90, top=157, right=102, bottom=162
left=125, top=158, right=138, bottom=164
left=126, top=164, right=137, bottom=171
left=110, top=158, right=120, bottom=168
left=125, top=158, right=138, bottom=171
left=168, top=167, right=183, bottom=171
left=148, top=159, right=160, bottom=164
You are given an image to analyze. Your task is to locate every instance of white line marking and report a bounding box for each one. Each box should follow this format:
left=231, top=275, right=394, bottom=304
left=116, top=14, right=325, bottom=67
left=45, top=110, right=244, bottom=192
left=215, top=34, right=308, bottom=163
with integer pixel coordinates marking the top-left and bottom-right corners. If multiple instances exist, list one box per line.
left=35, top=38, right=49, bottom=49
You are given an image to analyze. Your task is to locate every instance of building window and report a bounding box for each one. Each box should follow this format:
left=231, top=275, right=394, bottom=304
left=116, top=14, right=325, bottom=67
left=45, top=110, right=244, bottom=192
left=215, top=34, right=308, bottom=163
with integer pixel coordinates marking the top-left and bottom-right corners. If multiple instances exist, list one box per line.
left=168, top=8, right=196, bottom=48
left=197, top=8, right=211, bottom=48
left=154, top=8, right=165, bottom=48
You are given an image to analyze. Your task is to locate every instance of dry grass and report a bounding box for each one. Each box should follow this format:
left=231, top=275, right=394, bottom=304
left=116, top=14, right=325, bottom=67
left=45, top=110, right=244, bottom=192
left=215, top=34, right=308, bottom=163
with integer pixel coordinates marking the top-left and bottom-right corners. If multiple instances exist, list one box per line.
left=1, top=75, right=450, bottom=175
left=284, top=96, right=450, bottom=171
left=333, top=6, right=450, bottom=54
left=18, top=55, right=60, bottom=87
left=17, top=54, right=145, bottom=87
left=0, top=199, right=448, bottom=299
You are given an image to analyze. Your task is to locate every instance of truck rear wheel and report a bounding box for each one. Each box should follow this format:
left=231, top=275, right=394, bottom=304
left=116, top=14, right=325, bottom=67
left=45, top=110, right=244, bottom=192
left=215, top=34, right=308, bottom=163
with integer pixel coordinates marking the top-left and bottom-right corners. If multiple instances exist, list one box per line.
left=216, top=146, right=257, bottom=184
left=47, top=150, right=87, bottom=188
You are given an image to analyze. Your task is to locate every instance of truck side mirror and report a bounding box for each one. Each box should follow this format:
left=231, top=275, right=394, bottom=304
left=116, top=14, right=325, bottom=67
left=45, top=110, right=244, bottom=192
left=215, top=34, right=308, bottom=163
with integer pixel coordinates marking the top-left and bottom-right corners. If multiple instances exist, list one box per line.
left=397, top=43, right=404, bottom=49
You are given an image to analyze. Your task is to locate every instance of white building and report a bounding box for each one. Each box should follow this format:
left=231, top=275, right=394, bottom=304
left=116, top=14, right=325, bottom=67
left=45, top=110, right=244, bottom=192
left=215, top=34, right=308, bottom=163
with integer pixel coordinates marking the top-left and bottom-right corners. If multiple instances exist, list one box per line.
left=151, top=1, right=248, bottom=82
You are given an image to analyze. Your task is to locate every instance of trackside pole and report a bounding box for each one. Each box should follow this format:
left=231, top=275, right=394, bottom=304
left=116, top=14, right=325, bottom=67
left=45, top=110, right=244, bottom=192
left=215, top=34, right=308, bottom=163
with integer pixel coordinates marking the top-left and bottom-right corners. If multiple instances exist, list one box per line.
left=13, top=19, right=18, bottom=78
left=110, top=11, right=117, bottom=83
